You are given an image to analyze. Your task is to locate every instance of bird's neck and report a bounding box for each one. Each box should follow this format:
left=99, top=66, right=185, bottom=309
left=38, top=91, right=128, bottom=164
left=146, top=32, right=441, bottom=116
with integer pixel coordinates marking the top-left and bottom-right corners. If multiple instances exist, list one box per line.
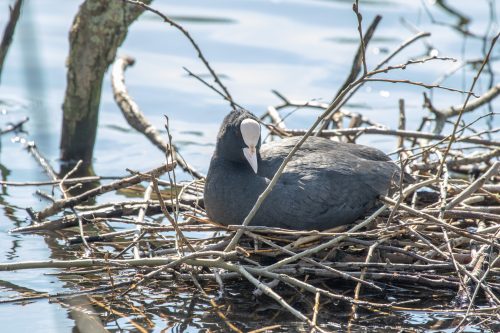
left=208, top=153, right=256, bottom=178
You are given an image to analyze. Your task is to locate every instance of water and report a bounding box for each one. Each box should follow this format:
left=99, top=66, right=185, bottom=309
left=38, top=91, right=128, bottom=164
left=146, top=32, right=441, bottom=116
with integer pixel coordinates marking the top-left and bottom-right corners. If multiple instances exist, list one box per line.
left=0, top=0, right=498, bottom=331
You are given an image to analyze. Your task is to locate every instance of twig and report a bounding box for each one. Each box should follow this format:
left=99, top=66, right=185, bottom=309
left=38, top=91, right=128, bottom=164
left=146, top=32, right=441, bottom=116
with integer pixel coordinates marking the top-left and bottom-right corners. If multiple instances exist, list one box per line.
left=437, top=32, right=500, bottom=177
left=0, top=252, right=236, bottom=271
left=350, top=239, right=384, bottom=320
left=257, top=205, right=387, bottom=271
left=122, top=0, right=236, bottom=109
left=35, top=163, right=175, bottom=221
left=353, top=1, right=368, bottom=75
left=61, top=160, right=94, bottom=255
left=12, top=202, right=164, bottom=233
left=0, top=176, right=115, bottom=187
left=324, top=32, right=432, bottom=122
left=311, top=292, right=320, bottom=333
left=150, top=176, right=196, bottom=252
left=245, top=230, right=381, bottom=291
left=436, top=150, right=470, bottom=304
left=264, top=106, right=286, bottom=129
left=446, top=161, right=499, bottom=210
left=133, top=182, right=153, bottom=259
left=333, top=14, right=381, bottom=100
left=21, top=139, right=59, bottom=181
left=0, top=116, right=28, bottom=134
left=425, top=84, right=500, bottom=134
left=412, top=149, right=500, bottom=171
left=363, top=78, right=479, bottom=96
left=285, top=127, right=500, bottom=147
left=380, top=196, right=499, bottom=248
left=398, top=99, right=406, bottom=149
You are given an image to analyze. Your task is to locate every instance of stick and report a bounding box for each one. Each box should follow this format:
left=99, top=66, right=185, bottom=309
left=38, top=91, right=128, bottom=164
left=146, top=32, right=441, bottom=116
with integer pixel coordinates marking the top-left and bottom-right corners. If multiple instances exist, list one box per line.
left=446, top=161, right=499, bottom=210
left=111, top=56, right=203, bottom=179
left=437, top=32, right=500, bottom=177
left=0, top=116, right=29, bottom=135
left=0, top=252, right=236, bottom=271
left=380, top=196, right=499, bottom=248
left=258, top=205, right=387, bottom=271
left=133, top=182, right=153, bottom=259
left=0, top=176, right=115, bottom=187
left=285, top=127, right=500, bottom=147
left=34, top=163, right=174, bottom=221
left=425, top=84, right=500, bottom=134
left=122, top=0, right=236, bottom=110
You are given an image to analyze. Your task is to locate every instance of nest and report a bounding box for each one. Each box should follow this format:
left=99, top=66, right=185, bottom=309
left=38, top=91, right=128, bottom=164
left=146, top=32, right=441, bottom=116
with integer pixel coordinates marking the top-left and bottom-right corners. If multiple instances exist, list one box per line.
left=3, top=112, right=499, bottom=331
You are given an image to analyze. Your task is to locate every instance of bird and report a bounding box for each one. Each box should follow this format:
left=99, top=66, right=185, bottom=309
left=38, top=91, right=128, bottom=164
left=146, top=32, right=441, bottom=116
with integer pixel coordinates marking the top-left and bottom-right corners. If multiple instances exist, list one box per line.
left=204, top=109, right=406, bottom=231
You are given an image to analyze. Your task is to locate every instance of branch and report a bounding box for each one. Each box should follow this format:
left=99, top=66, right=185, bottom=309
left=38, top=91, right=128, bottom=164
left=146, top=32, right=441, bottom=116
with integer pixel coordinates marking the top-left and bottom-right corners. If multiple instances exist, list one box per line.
left=0, top=116, right=29, bottom=135
left=425, top=84, right=500, bottom=134
left=122, top=0, right=236, bottom=110
left=34, top=163, right=174, bottom=221
left=111, top=56, right=203, bottom=179
left=437, top=32, right=500, bottom=176
left=446, top=161, right=499, bottom=210
left=363, top=78, right=478, bottom=96
left=284, top=127, right=500, bottom=147
left=334, top=14, right=381, bottom=99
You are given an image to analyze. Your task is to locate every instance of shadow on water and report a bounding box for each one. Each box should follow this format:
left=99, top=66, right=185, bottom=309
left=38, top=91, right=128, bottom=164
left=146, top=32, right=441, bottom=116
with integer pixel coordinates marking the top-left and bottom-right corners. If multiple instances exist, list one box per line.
left=143, top=12, right=237, bottom=25
left=18, top=0, right=53, bottom=156
left=318, top=0, right=399, bottom=6
left=435, top=0, right=471, bottom=27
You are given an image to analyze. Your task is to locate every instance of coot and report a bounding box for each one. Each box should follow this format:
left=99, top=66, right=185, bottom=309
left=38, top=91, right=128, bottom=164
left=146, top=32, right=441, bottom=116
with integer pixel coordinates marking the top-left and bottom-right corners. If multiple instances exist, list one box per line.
left=204, top=109, right=403, bottom=230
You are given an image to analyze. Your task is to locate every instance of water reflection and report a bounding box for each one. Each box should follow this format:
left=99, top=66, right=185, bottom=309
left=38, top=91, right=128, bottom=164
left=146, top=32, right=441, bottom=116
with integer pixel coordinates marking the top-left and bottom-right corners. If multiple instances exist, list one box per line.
left=18, top=0, right=52, bottom=155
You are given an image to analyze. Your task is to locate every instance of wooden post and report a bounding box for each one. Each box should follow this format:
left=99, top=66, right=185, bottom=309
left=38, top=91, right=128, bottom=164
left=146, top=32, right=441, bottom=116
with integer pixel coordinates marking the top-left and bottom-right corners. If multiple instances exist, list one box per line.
left=60, top=0, right=151, bottom=165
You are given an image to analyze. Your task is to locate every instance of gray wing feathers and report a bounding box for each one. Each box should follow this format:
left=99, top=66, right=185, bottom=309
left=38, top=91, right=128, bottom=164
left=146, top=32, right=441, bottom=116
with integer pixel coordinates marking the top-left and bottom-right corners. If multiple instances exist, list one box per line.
left=255, top=137, right=398, bottom=229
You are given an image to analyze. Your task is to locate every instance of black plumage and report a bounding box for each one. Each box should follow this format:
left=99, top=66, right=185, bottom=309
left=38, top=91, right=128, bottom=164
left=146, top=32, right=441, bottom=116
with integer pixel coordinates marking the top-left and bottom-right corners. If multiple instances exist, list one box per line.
left=204, top=109, right=403, bottom=230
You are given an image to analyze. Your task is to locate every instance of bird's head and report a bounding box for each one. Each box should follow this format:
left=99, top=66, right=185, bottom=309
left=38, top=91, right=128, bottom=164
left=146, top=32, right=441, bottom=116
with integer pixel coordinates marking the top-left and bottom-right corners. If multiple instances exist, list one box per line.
left=215, top=110, right=261, bottom=173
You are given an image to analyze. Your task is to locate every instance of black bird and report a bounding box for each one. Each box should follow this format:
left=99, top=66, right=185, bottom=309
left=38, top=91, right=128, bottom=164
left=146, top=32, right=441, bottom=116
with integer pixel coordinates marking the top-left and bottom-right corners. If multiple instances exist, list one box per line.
left=204, top=109, right=404, bottom=230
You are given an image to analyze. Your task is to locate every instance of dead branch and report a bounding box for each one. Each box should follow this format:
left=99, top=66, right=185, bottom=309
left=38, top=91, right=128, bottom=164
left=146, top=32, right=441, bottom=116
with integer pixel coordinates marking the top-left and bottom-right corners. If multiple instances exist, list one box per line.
left=34, top=163, right=175, bottom=221
left=425, top=84, right=500, bottom=134
left=122, top=0, right=236, bottom=110
left=285, top=127, right=500, bottom=147
left=111, top=56, right=203, bottom=179
left=0, top=116, right=28, bottom=135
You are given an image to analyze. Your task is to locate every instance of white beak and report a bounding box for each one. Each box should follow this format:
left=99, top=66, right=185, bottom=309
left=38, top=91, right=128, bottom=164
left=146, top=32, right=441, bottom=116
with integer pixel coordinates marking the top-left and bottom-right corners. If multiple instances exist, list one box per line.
left=243, top=146, right=258, bottom=173
left=240, top=118, right=261, bottom=174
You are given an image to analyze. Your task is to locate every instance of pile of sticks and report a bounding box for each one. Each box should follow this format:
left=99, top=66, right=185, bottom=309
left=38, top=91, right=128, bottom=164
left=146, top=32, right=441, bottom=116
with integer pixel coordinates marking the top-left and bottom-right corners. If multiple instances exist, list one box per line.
left=1, top=121, right=498, bottom=331
left=2, top=72, right=499, bottom=330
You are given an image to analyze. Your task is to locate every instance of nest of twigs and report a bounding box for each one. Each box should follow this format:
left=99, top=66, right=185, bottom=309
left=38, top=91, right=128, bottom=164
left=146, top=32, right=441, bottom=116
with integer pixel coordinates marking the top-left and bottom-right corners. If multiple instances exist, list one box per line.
left=3, top=115, right=499, bottom=331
